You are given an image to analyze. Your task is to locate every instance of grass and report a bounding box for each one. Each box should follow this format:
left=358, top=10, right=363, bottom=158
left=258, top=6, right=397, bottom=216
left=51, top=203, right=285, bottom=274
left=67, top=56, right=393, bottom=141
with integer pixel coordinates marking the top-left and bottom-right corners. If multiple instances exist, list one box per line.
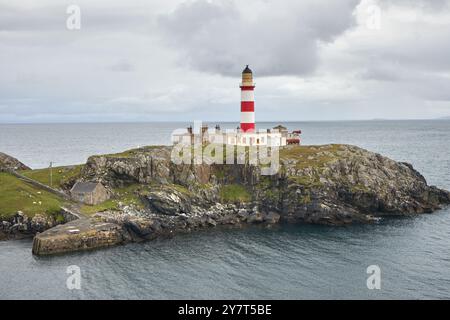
left=169, top=184, right=192, bottom=195
left=103, top=145, right=166, bottom=158
left=289, top=175, right=323, bottom=187
left=80, top=199, right=120, bottom=215
left=351, top=183, right=370, bottom=193
left=299, top=193, right=312, bottom=205
left=103, top=149, right=139, bottom=158
left=280, top=144, right=343, bottom=170
left=21, top=165, right=83, bottom=189
left=80, top=184, right=145, bottom=215
left=219, top=184, right=252, bottom=203
left=0, top=172, right=65, bottom=219
left=264, top=188, right=280, bottom=203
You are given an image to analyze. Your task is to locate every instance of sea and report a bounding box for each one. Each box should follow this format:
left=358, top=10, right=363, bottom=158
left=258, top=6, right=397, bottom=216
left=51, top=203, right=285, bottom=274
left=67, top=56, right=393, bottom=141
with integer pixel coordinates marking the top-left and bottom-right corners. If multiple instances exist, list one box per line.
left=0, top=120, right=449, bottom=299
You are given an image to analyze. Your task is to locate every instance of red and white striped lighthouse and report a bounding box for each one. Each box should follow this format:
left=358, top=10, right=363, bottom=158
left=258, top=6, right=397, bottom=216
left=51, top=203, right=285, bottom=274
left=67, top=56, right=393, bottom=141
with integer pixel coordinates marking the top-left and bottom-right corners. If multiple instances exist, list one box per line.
left=240, top=65, right=255, bottom=132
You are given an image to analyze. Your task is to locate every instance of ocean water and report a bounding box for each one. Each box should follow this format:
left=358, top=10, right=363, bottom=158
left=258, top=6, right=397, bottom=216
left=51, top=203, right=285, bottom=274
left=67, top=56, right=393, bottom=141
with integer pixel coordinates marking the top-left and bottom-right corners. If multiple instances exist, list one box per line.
left=0, top=120, right=450, bottom=299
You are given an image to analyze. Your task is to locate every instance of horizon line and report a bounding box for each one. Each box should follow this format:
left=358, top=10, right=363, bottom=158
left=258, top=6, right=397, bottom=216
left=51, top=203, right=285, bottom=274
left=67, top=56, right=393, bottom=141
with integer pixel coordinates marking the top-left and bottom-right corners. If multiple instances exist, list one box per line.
left=0, top=118, right=449, bottom=125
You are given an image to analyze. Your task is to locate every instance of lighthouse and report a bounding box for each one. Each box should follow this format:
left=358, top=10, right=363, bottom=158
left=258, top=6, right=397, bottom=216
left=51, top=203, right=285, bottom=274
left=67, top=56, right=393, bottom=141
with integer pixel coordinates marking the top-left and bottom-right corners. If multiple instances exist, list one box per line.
left=240, top=65, right=255, bottom=132
left=172, top=64, right=302, bottom=147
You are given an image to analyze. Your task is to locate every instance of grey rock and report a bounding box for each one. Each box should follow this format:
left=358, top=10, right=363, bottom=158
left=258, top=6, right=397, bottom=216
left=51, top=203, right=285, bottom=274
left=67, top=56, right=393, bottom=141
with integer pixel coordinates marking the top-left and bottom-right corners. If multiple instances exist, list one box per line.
left=0, top=153, right=30, bottom=171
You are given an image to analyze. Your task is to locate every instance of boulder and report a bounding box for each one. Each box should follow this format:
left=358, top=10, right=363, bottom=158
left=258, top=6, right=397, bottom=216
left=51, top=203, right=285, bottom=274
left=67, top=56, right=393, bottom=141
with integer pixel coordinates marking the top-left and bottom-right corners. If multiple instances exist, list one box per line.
left=145, top=188, right=192, bottom=216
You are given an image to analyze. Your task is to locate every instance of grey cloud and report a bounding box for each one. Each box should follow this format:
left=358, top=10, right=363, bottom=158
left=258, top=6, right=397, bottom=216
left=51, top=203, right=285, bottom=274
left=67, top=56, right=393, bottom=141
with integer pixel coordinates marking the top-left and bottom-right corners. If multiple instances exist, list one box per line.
left=0, top=2, right=155, bottom=35
left=1, top=0, right=450, bottom=123
left=109, top=60, right=135, bottom=72
left=158, top=0, right=360, bottom=77
left=324, top=0, right=450, bottom=106
left=0, top=4, right=64, bottom=31
left=378, top=0, right=449, bottom=11
left=359, top=66, right=401, bottom=82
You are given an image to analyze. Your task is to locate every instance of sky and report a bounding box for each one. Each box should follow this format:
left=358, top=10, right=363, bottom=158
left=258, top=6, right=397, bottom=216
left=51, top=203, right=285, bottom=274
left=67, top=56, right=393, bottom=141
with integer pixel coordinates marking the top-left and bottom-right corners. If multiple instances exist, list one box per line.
left=1, top=0, right=450, bottom=123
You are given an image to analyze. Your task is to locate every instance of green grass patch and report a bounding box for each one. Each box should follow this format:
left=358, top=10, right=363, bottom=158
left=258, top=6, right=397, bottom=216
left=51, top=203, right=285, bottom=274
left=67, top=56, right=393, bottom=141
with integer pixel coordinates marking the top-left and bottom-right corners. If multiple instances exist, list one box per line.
left=280, top=144, right=343, bottom=170
left=80, top=199, right=120, bottom=215
left=264, top=188, right=280, bottom=203
left=351, top=183, right=370, bottom=193
left=103, top=150, right=138, bottom=158
left=0, top=172, right=64, bottom=219
left=103, top=145, right=166, bottom=158
left=289, top=175, right=322, bottom=187
left=219, top=184, right=251, bottom=203
left=257, top=176, right=275, bottom=188
left=21, top=165, right=82, bottom=189
left=197, top=183, right=213, bottom=190
left=169, top=183, right=191, bottom=195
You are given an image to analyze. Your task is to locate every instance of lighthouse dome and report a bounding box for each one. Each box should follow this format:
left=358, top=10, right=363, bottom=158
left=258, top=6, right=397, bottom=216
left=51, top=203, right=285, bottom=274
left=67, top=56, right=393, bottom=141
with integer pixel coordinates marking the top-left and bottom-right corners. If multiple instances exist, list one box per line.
left=242, top=65, right=252, bottom=74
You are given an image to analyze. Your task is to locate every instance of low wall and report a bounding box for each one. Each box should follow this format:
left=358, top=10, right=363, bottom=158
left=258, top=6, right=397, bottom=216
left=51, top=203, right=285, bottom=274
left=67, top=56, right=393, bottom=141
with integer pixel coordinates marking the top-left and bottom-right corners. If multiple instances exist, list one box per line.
left=7, top=170, right=71, bottom=200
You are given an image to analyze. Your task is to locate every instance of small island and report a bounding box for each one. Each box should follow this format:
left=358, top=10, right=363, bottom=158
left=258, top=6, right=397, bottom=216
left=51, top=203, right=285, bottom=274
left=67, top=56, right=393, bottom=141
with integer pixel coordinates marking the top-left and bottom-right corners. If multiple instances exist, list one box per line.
left=1, top=144, right=449, bottom=256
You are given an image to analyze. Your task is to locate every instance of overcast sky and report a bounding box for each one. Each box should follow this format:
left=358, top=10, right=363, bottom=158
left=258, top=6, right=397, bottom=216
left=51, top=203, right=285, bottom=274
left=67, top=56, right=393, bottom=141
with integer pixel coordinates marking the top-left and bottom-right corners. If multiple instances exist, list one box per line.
left=1, top=0, right=450, bottom=123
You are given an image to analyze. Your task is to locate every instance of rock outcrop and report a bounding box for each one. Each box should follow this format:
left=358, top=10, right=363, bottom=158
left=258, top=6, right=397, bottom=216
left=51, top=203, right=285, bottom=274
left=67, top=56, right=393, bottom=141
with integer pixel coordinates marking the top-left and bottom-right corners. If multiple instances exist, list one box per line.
left=80, top=144, right=450, bottom=224
left=32, top=203, right=278, bottom=255
left=0, top=210, right=75, bottom=240
left=29, top=144, right=450, bottom=255
left=0, top=152, right=30, bottom=171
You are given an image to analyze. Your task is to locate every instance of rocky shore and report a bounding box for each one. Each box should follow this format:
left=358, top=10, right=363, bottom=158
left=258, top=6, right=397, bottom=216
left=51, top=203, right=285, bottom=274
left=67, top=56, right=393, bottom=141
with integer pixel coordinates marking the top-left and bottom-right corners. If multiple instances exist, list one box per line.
left=0, top=210, right=77, bottom=241
left=27, top=144, right=450, bottom=255
left=1, top=212, right=58, bottom=240
left=32, top=203, right=279, bottom=255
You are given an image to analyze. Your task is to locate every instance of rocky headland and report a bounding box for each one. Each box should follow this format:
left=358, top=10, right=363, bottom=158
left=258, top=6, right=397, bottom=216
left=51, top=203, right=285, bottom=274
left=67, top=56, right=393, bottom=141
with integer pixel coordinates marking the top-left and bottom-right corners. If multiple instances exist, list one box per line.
left=0, top=152, right=30, bottom=171
left=2, top=144, right=449, bottom=255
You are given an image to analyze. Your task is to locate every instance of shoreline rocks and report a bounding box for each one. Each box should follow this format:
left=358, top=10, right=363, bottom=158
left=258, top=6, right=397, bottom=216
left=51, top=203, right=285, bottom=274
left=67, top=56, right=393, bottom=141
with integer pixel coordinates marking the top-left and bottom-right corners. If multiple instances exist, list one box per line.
left=1, top=212, right=60, bottom=240
left=32, top=202, right=281, bottom=255
left=0, top=209, right=79, bottom=241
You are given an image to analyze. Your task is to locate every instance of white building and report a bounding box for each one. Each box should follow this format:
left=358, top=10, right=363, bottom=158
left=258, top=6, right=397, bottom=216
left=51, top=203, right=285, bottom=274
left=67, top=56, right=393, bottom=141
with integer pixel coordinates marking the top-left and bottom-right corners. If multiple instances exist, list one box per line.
left=172, top=124, right=300, bottom=147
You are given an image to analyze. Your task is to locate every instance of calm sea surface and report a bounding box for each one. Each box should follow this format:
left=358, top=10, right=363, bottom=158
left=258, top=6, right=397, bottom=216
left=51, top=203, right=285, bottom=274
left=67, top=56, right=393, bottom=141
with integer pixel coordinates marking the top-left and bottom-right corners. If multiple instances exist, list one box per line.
left=1, top=120, right=449, bottom=299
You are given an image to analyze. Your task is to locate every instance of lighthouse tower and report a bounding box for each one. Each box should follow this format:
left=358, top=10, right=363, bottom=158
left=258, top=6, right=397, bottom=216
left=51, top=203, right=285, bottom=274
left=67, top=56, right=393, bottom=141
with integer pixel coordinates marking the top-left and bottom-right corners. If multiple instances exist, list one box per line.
left=240, top=65, right=255, bottom=132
